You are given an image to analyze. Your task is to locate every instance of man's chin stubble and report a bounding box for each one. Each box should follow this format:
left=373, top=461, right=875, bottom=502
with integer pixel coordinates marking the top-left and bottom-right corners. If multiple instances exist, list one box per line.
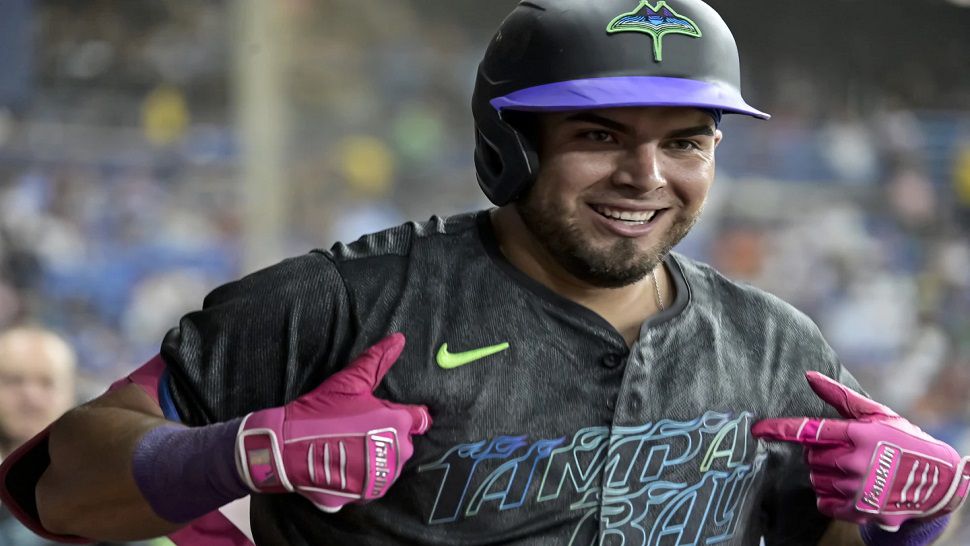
left=516, top=199, right=690, bottom=289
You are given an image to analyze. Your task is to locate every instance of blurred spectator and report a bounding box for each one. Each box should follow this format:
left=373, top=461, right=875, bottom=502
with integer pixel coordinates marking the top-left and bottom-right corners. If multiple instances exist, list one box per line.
left=0, top=325, right=75, bottom=460
left=328, top=135, right=406, bottom=243
left=0, top=325, right=168, bottom=546
left=0, top=325, right=76, bottom=546
left=819, top=112, right=879, bottom=186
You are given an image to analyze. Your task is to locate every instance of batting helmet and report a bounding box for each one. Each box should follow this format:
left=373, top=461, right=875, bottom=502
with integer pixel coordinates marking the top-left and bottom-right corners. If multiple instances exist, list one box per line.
left=472, top=0, right=770, bottom=206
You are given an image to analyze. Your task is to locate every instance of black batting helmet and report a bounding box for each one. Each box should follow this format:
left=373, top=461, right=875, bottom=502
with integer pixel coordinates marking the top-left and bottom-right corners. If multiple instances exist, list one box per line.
left=472, top=0, right=770, bottom=206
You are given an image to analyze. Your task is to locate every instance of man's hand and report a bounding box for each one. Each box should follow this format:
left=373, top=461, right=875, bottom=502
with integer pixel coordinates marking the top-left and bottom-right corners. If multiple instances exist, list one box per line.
left=236, top=333, right=432, bottom=512
left=752, top=372, right=970, bottom=531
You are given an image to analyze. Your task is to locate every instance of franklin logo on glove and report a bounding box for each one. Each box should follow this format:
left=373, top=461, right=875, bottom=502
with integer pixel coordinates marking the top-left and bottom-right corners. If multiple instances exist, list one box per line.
left=860, top=444, right=898, bottom=512
left=369, top=433, right=396, bottom=497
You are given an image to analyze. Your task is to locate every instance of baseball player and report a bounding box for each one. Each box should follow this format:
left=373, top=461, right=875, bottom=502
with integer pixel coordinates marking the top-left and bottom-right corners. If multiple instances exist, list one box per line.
left=2, top=1, right=967, bottom=545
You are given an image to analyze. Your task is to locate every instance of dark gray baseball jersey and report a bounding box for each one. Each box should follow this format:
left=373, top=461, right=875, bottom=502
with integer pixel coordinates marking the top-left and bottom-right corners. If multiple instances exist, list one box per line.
left=160, top=210, right=858, bottom=545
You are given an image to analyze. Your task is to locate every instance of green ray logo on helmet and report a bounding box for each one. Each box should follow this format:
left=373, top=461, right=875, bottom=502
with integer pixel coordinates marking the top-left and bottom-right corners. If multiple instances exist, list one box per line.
left=607, top=1, right=702, bottom=62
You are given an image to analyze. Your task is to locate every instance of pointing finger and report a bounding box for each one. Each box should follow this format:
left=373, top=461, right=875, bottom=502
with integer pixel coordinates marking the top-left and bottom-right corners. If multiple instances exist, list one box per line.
left=317, top=333, right=406, bottom=395
left=752, top=417, right=848, bottom=447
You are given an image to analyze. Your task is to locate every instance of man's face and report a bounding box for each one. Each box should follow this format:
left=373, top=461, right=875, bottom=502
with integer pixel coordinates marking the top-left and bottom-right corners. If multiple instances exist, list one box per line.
left=515, top=106, right=721, bottom=288
left=0, top=335, right=75, bottom=448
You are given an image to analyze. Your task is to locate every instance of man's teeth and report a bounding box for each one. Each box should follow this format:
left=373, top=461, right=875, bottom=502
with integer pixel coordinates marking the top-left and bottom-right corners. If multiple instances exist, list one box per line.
left=594, top=205, right=657, bottom=223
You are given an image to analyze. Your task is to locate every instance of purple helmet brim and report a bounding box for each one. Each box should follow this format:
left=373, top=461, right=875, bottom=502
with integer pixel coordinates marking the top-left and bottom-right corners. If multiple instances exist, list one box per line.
left=489, top=76, right=770, bottom=120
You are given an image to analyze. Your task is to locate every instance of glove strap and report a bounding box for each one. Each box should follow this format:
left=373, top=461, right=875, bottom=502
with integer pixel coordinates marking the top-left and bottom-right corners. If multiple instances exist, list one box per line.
left=236, top=412, right=293, bottom=493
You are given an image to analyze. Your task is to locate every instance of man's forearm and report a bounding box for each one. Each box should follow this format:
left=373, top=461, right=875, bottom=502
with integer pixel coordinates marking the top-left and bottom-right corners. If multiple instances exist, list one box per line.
left=29, top=334, right=431, bottom=541
left=35, top=384, right=182, bottom=540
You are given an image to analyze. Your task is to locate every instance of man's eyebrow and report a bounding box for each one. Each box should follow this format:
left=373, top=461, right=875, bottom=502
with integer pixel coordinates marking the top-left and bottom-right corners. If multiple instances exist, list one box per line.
left=562, top=114, right=716, bottom=139
left=667, top=125, right=716, bottom=139
left=563, top=112, right=631, bottom=134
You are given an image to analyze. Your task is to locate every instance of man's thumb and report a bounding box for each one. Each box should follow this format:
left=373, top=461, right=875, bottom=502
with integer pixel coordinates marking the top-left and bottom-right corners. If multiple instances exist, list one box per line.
left=318, top=333, right=406, bottom=395
left=805, top=371, right=897, bottom=420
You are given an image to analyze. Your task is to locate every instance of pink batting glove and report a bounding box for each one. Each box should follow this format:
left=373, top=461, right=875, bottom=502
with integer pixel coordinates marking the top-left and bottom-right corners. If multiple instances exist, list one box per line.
left=752, top=371, right=970, bottom=532
left=235, top=333, right=432, bottom=513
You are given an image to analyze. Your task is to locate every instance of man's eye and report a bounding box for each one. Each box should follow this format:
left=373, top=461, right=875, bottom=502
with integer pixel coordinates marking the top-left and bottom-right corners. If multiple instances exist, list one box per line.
left=581, top=130, right=615, bottom=143
left=669, top=139, right=700, bottom=151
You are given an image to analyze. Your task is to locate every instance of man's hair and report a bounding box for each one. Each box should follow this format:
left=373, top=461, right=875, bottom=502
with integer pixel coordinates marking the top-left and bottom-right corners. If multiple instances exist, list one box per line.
left=0, top=325, right=77, bottom=373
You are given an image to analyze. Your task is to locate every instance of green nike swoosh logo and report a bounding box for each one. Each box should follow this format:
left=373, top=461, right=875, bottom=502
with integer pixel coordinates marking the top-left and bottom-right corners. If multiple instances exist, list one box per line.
left=436, top=342, right=510, bottom=369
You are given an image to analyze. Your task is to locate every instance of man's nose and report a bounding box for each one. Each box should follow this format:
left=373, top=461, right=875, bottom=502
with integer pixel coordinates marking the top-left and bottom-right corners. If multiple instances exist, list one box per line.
left=611, top=144, right=666, bottom=193
left=21, top=379, right=54, bottom=407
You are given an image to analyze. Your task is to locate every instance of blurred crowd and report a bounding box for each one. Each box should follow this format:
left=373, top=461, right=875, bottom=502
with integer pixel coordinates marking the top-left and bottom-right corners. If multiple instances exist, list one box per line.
left=0, top=0, right=969, bottom=543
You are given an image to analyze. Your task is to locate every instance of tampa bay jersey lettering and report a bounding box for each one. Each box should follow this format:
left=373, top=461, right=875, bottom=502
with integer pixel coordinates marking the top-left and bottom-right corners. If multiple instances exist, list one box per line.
left=419, top=411, right=762, bottom=545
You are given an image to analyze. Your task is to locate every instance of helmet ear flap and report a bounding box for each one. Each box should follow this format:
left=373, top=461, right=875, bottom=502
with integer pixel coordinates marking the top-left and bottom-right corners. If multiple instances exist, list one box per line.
left=474, top=111, right=540, bottom=206
left=474, top=129, right=504, bottom=185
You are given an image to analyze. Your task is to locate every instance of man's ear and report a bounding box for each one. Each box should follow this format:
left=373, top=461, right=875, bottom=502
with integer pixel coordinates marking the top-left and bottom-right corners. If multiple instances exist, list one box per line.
left=714, top=129, right=724, bottom=149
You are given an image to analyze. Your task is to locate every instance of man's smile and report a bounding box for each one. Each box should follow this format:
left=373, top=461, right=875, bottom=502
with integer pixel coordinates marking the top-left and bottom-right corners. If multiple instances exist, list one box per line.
left=587, top=203, right=670, bottom=238
left=589, top=203, right=669, bottom=225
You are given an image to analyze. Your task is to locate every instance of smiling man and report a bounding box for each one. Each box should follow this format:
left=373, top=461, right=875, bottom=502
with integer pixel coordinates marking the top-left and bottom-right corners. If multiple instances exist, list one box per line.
left=493, top=107, right=722, bottom=345
left=1, top=1, right=967, bottom=545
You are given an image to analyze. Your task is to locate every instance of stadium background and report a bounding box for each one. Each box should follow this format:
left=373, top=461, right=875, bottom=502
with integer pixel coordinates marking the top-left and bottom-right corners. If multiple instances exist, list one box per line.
left=0, top=0, right=968, bottom=542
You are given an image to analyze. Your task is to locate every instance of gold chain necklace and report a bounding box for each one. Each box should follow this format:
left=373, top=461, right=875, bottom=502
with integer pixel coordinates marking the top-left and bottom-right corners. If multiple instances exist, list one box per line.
left=651, top=268, right=665, bottom=312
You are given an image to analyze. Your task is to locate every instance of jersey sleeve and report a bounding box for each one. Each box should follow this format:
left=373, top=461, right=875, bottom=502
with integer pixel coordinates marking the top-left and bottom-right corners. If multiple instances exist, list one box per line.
left=160, top=251, right=358, bottom=426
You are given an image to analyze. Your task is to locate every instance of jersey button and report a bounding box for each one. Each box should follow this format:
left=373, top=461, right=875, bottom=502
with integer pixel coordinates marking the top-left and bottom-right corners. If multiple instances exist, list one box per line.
left=606, top=398, right=616, bottom=411
left=601, top=354, right=626, bottom=368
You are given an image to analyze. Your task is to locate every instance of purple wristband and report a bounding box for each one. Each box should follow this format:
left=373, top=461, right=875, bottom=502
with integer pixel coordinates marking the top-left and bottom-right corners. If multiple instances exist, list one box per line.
left=132, top=418, right=249, bottom=523
left=861, top=515, right=951, bottom=546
